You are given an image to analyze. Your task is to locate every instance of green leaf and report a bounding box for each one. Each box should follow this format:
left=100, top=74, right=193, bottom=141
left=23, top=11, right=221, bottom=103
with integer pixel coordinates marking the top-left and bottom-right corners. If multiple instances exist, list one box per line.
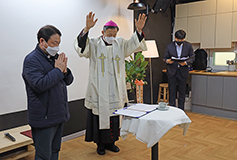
left=125, top=51, right=149, bottom=93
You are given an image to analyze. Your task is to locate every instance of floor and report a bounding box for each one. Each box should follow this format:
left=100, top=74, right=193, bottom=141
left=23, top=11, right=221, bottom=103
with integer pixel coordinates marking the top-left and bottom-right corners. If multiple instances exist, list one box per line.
left=21, top=111, right=237, bottom=160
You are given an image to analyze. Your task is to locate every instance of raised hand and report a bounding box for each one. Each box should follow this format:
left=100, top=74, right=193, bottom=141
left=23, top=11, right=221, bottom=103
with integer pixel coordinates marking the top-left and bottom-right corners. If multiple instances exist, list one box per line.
left=84, top=12, right=98, bottom=32
left=135, top=13, right=147, bottom=32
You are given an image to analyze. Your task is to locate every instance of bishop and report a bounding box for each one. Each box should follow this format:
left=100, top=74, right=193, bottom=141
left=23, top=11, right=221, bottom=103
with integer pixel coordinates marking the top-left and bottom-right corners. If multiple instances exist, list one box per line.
left=73, top=11, right=147, bottom=155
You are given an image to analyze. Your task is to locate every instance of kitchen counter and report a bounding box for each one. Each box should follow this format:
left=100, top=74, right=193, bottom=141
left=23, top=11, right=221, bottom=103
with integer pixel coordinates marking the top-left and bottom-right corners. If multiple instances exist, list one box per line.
left=162, top=69, right=237, bottom=77
left=161, top=69, right=237, bottom=118
left=189, top=70, right=237, bottom=77
left=191, top=71, right=237, bottom=120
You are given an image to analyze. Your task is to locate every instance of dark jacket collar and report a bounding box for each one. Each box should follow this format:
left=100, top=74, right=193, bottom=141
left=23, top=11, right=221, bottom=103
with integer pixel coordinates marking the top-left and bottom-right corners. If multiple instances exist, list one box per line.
left=172, top=41, right=187, bottom=58
left=35, top=43, right=58, bottom=60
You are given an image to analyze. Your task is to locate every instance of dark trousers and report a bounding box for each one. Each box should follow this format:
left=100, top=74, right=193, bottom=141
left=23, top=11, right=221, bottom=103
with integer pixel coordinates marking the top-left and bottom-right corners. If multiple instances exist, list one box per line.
left=168, top=69, right=187, bottom=110
left=31, top=123, right=63, bottom=160
left=85, top=109, right=120, bottom=144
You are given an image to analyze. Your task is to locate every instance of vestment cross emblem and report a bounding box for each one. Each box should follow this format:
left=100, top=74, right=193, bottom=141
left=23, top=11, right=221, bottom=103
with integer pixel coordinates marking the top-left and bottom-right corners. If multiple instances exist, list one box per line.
left=98, top=53, right=107, bottom=77
left=115, top=54, right=121, bottom=77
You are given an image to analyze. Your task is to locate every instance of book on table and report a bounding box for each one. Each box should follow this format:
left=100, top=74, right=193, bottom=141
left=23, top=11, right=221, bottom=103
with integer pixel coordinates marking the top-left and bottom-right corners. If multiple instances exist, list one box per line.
left=113, top=103, right=158, bottom=118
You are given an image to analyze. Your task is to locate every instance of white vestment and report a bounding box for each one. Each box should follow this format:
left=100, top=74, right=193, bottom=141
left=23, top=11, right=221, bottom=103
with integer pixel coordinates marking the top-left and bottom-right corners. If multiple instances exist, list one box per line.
left=74, top=32, right=147, bottom=129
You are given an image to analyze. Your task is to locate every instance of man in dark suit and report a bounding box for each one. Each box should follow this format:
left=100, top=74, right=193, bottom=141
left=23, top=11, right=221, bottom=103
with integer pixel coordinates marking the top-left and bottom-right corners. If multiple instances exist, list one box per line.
left=163, top=30, right=195, bottom=110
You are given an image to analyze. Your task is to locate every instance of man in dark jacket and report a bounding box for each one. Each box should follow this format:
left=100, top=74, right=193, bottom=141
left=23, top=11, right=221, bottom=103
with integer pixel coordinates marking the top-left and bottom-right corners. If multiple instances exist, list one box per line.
left=163, top=30, right=194, bottom=110
left=22, top=25, right=73, bottom=160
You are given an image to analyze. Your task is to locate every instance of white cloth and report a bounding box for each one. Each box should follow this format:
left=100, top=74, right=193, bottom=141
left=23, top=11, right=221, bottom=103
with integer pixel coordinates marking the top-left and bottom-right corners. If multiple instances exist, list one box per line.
left=120, top=106, right=191, bottom=148
left=73, top=32, right=147, bottom=129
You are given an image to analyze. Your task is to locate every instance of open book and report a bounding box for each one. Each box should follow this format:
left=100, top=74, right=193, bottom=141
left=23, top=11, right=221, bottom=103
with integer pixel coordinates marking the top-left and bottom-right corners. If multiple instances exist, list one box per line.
left=171, top=54, right=195, bottom=62
left=171, top=56, right=189, bottom=62
left=113, top=103, right=157, bottom=118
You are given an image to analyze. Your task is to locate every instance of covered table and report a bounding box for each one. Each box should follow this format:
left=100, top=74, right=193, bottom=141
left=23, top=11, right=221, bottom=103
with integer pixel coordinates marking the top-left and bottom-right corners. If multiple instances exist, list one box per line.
left=120, top=106, right=191, bottom=160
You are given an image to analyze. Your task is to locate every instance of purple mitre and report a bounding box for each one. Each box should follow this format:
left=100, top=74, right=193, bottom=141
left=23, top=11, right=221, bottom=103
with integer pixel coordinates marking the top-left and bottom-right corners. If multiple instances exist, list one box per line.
left=104, top=20, right=118, bottom=27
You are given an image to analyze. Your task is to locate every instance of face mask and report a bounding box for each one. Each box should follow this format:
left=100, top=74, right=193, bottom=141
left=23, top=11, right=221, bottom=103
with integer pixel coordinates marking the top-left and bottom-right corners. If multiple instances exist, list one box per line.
left=43, top=40, right=59, bottom=56
left=104, top=36, right=115, bottom=44
left=176, top=41, right=183, bottom=46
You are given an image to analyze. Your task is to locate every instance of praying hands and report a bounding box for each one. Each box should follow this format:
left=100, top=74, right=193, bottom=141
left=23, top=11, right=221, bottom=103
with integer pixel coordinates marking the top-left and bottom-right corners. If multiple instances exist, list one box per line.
left=55, top=52, right=68, bottom=73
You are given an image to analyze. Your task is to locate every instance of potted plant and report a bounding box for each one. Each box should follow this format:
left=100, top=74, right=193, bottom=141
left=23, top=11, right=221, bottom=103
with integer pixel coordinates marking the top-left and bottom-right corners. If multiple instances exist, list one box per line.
left=125, top=52, right=148, bottom=103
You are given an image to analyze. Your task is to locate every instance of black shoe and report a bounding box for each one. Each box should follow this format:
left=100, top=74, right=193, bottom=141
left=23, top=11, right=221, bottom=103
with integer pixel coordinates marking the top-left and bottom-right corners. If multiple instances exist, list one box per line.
left=96, top=143, right=105, bottom=155
left=105, top=143, right=120, bottom=152
left=97, top=146, right=105, bottom=155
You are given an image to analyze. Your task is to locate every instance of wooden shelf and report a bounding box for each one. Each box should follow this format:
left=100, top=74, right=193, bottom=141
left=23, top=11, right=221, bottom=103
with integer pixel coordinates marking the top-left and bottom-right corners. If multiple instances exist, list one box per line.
left=0, top=125, right=34, bottom=160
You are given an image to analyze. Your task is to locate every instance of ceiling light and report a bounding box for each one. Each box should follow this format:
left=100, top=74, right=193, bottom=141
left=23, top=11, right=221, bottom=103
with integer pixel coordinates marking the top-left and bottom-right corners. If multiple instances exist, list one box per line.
left=127, top=0, right=146, bottom=10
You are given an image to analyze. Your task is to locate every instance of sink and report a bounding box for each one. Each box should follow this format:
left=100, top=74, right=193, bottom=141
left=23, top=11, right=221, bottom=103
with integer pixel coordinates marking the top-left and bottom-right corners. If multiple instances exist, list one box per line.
left=204, top=70, right=226, bottom=73
left=210, top=70, right=226, bottom=73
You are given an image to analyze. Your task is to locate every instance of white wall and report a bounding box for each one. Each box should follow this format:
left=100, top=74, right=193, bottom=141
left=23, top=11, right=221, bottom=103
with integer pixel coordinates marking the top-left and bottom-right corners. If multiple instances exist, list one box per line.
left=0, top=0, right=133, bottom=115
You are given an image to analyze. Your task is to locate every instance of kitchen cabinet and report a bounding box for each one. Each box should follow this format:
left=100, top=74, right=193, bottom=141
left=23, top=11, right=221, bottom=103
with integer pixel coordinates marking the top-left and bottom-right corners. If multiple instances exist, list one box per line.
left=188, top=1, right=202, bottom=16
left=223, top=77, right=237, bottom=111
left=175, top=17, right=188, bottom=37
left=176, top=0, right=236, bottom=48
left=215, top=13, right=232, bottom=48
left=191, top=75, right=207, bottom=106
left=192, top=75, right=223, bottom=108
left=202, top=0, right=217, bottom=15
left=234, top=0, right=237, bottom=11
left=217, top=0, right=233, bottom=13
left=191, top=71, right=237, bottom=119
left=232, top=12, right=237, bottom=41
left=201, top=15, right=216, bottom=48
left=187, top=16, right=201, bottom=43
left=206, top=76, right=223, bottom=108
left=176, top=4, right=188, bottom=18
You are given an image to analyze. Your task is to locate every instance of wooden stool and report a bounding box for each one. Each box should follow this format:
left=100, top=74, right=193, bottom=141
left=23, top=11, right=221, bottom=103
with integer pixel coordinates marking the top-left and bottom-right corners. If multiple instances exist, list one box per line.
left=157, top=83, right=169, bottom=103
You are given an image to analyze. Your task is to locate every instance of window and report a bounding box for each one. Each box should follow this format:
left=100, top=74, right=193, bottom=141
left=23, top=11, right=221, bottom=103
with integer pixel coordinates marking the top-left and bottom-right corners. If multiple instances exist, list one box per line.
left=213, top=52, right=235, bottom=66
